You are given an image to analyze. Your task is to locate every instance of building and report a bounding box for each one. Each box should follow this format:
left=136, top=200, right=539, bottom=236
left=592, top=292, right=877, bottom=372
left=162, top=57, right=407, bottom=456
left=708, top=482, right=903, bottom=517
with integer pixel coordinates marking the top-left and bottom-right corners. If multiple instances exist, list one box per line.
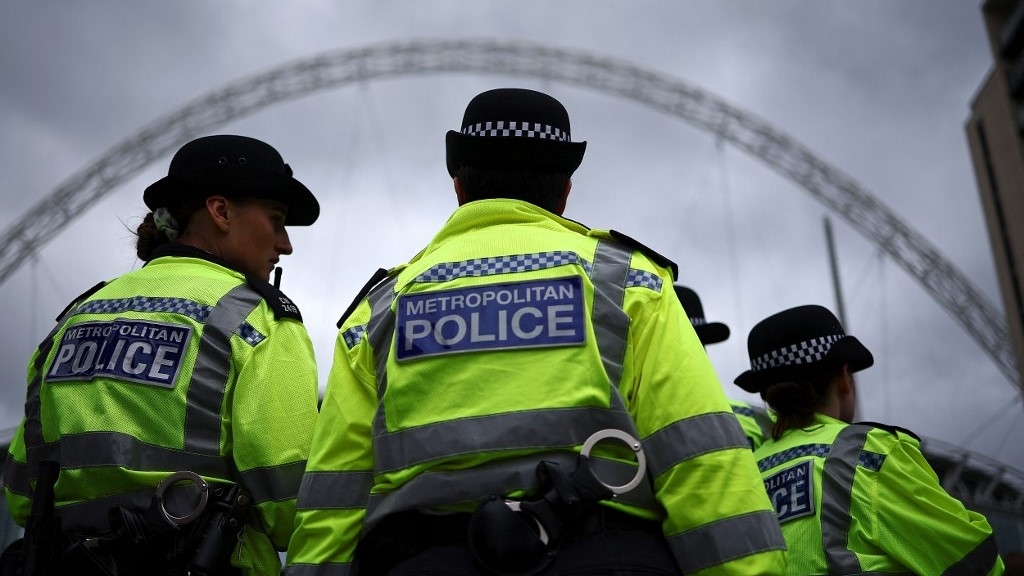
left=966, top=0, right=1024, bottom=391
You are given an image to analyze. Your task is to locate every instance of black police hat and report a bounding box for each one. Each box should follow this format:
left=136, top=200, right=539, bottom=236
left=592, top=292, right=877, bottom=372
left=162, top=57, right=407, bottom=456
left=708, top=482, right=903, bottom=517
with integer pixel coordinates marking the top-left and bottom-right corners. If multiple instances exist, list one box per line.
left=674, top=285, right=730, bottom=345
left=143, top=135, right=319, bottom=226
left=446, top=88, right=587, bottom=177
left=734, top=305, right=873, bottom=394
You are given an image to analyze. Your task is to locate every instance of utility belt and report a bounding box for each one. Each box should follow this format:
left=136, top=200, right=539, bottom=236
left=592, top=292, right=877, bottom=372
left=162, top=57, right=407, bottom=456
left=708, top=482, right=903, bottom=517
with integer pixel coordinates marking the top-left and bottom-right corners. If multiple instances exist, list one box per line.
left=2, top=469, right=250, bottom=576
left=356, top=429, right=651, bottom=576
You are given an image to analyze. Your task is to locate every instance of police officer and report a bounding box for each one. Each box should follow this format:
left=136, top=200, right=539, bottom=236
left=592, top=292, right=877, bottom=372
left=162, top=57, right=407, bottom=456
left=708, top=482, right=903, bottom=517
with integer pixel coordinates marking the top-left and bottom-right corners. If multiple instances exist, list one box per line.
left=735, top=304, right=1005, bottom=575
left=673, top=285, right=773, bottom=449
left=286, top=88, right=786, bottom=575
left=2, top=135, right=322, bottom=576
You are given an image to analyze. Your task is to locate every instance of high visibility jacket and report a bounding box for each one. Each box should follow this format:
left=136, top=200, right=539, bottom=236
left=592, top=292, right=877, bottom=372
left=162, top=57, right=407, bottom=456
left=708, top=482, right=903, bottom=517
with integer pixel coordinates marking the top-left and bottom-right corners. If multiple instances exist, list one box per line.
left=755, top=412, right=1004, bottom=575
left=286, top=199, right=786, bottom=576
left=730, top=398, right=773, bottom=450
left=2, top=245, right=319, bottom=576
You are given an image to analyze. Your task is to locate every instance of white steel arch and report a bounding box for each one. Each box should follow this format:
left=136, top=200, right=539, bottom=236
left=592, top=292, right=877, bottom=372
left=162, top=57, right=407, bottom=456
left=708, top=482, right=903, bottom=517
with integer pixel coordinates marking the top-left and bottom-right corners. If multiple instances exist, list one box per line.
left=0, top=39, right=1017, bottom=394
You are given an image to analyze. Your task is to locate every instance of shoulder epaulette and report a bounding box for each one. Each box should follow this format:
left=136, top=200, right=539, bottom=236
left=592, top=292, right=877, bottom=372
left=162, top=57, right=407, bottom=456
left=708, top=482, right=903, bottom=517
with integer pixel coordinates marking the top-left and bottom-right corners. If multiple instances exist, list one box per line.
left=55, top=280, right=108, bottom=321
left=608, top=230, right=679, bottom=281
left=245, top=274, right=303, bottom=322
left=855, top=421, right=921, bottom=442
left=337, top=267, right=390, bottom=329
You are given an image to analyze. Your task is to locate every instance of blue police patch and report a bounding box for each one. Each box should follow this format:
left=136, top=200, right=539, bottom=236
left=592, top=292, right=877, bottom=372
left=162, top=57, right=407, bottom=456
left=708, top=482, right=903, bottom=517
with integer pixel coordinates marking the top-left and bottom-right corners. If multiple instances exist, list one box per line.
left=396, top=276, right=585, bottom=361
left=764, top=460, right=815, bottom=524
left=47, top=320, right=192, bottom=389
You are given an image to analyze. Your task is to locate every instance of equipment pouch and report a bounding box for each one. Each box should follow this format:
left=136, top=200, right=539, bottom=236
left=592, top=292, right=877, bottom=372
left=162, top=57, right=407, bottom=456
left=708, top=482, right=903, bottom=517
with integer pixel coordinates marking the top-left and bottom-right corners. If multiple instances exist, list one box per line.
left=468, top=495, right=556, bottom=576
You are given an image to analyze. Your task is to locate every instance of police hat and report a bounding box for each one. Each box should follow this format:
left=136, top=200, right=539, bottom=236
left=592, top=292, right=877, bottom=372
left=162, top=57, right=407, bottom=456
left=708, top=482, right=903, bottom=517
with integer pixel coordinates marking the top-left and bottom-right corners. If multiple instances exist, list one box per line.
left=143, top=135, right=319, bottom=226
left=674, top=285, right=730, bottom=345
left=734, top=305, right=873, bottom=394
left=446, top=88, right=587, bottom=177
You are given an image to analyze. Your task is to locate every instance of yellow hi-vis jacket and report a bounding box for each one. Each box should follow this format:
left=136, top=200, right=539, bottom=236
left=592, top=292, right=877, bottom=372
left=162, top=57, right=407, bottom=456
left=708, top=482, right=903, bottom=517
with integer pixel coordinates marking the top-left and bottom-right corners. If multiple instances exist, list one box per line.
left=755, top=412, right=1004, bottom=575
left=286, top=199, right=786, bottom=576
left=730, top=398, right=774, bottom=450
left=3, top=245, right=320, bottom=576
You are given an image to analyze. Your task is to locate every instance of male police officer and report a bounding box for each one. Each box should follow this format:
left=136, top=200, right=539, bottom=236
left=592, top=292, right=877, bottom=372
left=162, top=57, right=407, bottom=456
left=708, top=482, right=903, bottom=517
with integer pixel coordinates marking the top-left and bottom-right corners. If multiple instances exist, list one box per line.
left=674, top=285, right=773, bottom=449
left=286, top=88, right=786, bottom=575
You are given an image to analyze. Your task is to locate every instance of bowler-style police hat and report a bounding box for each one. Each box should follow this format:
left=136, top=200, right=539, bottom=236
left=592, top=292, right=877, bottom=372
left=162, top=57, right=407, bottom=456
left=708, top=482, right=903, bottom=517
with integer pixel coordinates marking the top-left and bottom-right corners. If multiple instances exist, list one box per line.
left=143, top=135, right=319, bottom=226
left=734, top=305, right=873, bottom=394
left=674, top=285, right=730, bottom=345
left=446, top=88, right=587, bottom=177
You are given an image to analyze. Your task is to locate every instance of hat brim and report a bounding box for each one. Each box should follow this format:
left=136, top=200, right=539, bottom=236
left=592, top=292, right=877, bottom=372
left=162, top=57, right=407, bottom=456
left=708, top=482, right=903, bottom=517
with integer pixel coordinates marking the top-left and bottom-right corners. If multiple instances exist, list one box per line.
left=694, top=322, right=730, bottom=345
left=144, top=169, right=320, bottom=226
left=446, top=131, right=586, bottom=177
left=733, top=336, right=874, bottom=394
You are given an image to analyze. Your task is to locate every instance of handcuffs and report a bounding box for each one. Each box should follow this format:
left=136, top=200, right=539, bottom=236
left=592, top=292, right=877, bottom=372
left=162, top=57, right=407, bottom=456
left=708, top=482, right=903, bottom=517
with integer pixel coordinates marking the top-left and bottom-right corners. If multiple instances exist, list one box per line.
left=509, top=428, right=646, bottom=545
left=155, top=470, right=210, bottom=527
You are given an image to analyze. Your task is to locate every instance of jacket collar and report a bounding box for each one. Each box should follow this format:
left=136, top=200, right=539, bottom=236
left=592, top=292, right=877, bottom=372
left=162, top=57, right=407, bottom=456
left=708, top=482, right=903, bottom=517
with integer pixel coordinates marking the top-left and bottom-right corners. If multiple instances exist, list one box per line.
left=147, top=243, right=246, bottom=276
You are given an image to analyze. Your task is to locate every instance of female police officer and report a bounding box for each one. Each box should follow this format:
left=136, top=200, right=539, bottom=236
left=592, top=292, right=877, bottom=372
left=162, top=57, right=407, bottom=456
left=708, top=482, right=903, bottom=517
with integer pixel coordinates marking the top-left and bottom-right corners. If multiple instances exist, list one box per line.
left=736, top=304, right=1004, bottom=575
left=2, top=135, right=321, bottom=576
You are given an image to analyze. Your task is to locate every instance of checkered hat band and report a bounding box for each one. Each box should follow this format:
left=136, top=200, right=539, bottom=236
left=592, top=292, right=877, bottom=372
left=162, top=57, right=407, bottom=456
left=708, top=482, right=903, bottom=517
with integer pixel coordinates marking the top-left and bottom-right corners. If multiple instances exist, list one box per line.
left=76, top=296, right=211, bottom=324
left=462, top=121, right=569, bottom=142
left=751, top=334, right=844, bottom=372
left=690, top=317, right=707, bottom=326
left=757, top=443, right=886, bottom=472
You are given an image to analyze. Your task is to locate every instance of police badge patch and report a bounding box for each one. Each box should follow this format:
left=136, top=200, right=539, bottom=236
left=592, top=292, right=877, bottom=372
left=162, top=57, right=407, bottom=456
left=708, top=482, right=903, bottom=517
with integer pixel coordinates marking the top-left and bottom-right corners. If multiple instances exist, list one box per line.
left=764, top=460, right=815, bottom=523
left=47, top=319, right=192, bottom=388
left=396, top=276, right=586, bottom=361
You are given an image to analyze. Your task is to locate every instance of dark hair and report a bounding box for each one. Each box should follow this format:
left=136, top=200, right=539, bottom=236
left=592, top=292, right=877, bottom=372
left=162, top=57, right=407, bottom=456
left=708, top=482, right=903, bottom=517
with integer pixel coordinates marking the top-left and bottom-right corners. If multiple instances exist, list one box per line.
left=761, top=369, right=839, bottom=440
left=455, top=165, right=569, bottom=213
left=133, top=200, right=203, bottom=262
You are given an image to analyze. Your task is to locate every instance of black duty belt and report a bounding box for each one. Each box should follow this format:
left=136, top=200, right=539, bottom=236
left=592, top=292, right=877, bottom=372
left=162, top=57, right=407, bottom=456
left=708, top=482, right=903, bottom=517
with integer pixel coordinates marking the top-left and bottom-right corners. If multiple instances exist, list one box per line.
left=356, top=506, right=660, bottom=573
left=357, top=429, right=653, bottom=576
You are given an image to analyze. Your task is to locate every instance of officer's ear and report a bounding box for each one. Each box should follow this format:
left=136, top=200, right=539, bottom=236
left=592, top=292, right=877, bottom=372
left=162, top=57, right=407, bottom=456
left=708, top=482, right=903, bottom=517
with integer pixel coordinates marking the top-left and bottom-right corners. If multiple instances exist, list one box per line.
left=836, top=364, right=854, bottom=395
left=553, top=179, right=572, bottom=216
left=454, top=177, right=469, bottom=206
left=205, top=195, right=231, bottom=232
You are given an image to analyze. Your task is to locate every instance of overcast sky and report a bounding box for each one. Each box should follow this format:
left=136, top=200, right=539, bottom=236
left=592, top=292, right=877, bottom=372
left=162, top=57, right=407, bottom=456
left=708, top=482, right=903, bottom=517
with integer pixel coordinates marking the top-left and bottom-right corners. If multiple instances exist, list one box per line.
left=2, top=2, right=1021, bottom=473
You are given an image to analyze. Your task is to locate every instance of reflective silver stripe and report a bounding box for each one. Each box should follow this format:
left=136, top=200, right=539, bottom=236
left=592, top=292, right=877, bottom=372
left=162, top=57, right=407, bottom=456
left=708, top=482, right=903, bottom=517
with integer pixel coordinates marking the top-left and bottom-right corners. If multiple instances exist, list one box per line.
left=753, top=408, right=774, bottom=438
left=27, top=431, right=232, bottom=478
left=588, top=239, right=645, bottom=441
left=24, top=317, right=67, bottom=470
left=2, top=455, right=30, bottom=497
left=367, top=276, right=398, bottom=453
left=367, top=276, right=398, bottom=400
left=668, top=509, right=787, bottom=573
left=297, top=471, right=374, bottom=510
left=283, top=563, right=353, bottom=576
left=240, top=460, right=307, bottom=505
left=364, top=451, right=657, bottom=529
left=644, top=412, right=751, bottom=478
left=941, top=534, right=1000, bottom=576
left=590, top=240, right=631, bottom=390
left=821, top=424, right=871, bottom=575
left=185, top=283, right=263, bottom=454
left=373, top=406, right=638, bottom=473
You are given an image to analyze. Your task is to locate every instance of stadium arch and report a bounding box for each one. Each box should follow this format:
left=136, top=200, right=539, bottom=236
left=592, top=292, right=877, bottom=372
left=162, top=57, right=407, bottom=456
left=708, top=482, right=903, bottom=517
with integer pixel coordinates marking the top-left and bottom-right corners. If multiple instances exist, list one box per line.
left=0, top=38, right=1017, bottom=395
